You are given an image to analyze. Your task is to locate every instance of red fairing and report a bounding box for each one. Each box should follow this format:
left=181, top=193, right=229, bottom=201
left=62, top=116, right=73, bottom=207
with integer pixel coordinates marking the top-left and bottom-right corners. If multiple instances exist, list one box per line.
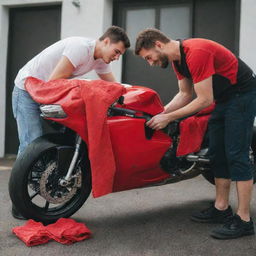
left=108, top=117, right=171, bottom=191
left=121, top=86, right=164, bottom=115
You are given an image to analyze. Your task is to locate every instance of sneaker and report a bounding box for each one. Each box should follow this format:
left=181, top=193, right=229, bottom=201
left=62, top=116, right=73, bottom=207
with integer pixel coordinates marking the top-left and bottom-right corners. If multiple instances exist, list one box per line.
left=211, top=214, right=255, bottom=239
left=190, top=203, right=233, bottom=223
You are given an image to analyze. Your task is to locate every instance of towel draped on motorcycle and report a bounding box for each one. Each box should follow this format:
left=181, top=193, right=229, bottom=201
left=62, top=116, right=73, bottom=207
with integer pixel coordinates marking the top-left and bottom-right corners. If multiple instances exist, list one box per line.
left=9, top=77, right=256, bottom=224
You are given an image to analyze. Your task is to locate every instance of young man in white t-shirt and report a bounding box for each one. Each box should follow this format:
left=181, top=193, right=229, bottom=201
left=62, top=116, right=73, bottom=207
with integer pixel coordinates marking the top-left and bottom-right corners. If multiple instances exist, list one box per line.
left=13, top=26, right=130, bottom=154
left=11, top=26, right=130, bottom=219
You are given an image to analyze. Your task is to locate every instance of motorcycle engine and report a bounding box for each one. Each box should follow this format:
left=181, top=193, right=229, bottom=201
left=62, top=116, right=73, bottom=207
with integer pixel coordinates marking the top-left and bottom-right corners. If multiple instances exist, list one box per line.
left=160, top=146, right=195, bottom=176
left=160, top=120, right=197, bottom=176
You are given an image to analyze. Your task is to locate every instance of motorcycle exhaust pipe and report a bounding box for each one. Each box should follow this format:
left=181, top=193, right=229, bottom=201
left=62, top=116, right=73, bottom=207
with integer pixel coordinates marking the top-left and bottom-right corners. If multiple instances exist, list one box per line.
left=186, top=154, right=210, bottom=163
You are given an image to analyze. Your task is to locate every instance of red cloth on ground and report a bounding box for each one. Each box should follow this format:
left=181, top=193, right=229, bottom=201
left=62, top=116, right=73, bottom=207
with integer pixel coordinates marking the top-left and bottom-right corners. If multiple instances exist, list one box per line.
left=25, top=77, right=126, bottom=197
left=176, top=103, right=215, bottom=156
left=12, top=219, right=51, bottom=246
left=12, top=218, right=92, bottom=246
left=46, top=218, right=92, bottom=245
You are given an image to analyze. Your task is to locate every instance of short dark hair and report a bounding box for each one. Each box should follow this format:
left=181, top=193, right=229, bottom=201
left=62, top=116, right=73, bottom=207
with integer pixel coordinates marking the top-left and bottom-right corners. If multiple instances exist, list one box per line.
left=99, top=26, right=130, bottom=49
left=135, top=28, right=170, bottom=55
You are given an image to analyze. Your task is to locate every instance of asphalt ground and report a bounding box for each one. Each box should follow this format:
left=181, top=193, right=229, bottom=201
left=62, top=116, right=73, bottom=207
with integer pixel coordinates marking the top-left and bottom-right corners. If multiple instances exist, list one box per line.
left=0, top=157, right=256, bottom=256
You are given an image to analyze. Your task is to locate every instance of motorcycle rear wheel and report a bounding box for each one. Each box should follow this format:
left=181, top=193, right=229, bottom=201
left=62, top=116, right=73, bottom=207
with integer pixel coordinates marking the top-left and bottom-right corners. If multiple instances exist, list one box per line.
left=9, top=136, right=91, bottom=224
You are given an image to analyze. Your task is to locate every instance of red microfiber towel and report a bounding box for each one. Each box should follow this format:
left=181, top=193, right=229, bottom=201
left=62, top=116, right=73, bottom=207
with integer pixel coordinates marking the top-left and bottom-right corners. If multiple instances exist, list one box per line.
left=80, top=82, right=126, bottom=197
left=46, top=218, right=92, bottom=245
left=25, top=77, right=126, bottom=198
left=176, top=103, right=215, bottom=156
left=12, top=218, right=92, bottom=246
left=12, top=219, right=51, bottom=247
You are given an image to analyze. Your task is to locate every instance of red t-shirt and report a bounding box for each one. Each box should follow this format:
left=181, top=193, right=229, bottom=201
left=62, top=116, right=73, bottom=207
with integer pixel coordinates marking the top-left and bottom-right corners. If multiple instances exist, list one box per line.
left=172, top=38, right=238, bottom=84
left=172, top=38, right=255, bottom=102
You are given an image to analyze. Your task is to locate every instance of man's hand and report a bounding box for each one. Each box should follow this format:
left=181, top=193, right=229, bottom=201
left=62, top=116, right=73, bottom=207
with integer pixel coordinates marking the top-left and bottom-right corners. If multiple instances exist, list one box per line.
left=146, top=113, right=175, bottom=130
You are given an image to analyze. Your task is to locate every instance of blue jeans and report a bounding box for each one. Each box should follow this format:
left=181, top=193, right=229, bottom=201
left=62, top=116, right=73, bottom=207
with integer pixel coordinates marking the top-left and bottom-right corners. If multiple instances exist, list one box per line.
left=12, top=86, right=43, bottom=155
left=208, top=87, right=256, bottom=181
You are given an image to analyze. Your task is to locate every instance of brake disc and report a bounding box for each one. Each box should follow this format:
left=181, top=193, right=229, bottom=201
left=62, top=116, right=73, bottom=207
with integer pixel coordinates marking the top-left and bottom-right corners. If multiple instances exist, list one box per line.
left=39, top=162, right=82, bottom=204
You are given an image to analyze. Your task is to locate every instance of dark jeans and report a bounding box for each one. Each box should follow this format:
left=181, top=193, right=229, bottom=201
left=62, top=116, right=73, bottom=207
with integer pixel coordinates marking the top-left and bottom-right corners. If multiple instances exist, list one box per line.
left=208, top=87, right=256, bottom=181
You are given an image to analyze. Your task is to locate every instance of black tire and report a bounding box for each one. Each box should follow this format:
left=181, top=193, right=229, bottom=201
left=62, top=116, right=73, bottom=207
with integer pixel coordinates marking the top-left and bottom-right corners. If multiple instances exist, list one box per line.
left=201, top=169, right=215, bottom=185
left=9, top=135, right=91, bottom=224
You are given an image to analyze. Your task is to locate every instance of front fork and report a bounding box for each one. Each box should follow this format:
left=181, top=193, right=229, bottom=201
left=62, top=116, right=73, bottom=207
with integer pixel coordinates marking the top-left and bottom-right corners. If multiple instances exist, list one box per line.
left=59, top=135, right=82, bottom=186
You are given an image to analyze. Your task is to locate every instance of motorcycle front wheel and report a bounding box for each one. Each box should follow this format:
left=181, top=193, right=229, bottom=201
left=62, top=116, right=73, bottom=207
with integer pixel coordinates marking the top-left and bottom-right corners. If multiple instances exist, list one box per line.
left=9, top=135, right=91, bottom=224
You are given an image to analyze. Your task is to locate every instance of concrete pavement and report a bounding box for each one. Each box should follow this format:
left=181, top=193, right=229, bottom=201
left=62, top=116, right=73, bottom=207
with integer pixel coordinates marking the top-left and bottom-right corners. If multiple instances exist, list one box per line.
left=0, top=157, right=256, bottom=256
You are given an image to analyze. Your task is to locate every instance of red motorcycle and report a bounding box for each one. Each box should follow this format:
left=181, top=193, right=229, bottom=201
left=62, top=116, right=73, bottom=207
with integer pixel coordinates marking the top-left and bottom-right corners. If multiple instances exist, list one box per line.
left=9, top=78, right=256, bottom=224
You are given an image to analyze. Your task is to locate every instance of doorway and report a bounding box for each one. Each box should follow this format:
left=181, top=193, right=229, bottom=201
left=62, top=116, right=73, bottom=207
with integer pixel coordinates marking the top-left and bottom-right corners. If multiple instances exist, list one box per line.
left=5, top=5, right=61, bottom=154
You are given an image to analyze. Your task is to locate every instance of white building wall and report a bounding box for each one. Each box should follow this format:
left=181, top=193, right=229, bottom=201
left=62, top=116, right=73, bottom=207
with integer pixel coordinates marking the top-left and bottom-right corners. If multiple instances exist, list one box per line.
left=239, top=0, right=256, bottom=72
left=0, top=6, right=8, bottom=157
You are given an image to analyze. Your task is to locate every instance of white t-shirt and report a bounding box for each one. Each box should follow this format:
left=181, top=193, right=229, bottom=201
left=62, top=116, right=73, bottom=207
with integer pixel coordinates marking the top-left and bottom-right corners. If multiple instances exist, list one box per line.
left=15, top=37, right=112, bottom=90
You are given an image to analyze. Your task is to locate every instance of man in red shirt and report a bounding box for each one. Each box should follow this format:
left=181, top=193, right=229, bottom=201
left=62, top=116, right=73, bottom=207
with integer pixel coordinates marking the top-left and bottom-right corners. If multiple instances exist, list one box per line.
left=135, top=28, right=256, bottom=239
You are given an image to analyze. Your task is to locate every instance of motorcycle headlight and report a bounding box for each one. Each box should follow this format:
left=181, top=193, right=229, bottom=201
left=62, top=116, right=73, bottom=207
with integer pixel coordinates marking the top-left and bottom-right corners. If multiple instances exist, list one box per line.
left=40, top=104, right=67, bottom=118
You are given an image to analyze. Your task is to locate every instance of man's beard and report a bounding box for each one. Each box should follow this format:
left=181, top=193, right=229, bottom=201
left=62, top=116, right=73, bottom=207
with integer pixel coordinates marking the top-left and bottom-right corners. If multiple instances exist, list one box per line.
left=159, top=54, right=169, bottom=69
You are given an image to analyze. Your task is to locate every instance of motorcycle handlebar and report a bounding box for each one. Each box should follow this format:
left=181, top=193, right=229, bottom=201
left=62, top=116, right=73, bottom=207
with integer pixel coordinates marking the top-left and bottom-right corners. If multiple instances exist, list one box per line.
left=108, top=106, right=151, bottom=121
left=109, top=106, right=195, bottom=128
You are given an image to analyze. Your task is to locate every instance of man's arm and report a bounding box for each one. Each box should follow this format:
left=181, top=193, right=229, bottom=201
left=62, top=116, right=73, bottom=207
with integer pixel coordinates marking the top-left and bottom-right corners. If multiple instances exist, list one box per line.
left=98, top=72, right=116, bottom=82
left=48, top=56, right=75, bottom=81
left=147, top=76, right=214, bottom=130
left=163, top=78, right=193, bottom=114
